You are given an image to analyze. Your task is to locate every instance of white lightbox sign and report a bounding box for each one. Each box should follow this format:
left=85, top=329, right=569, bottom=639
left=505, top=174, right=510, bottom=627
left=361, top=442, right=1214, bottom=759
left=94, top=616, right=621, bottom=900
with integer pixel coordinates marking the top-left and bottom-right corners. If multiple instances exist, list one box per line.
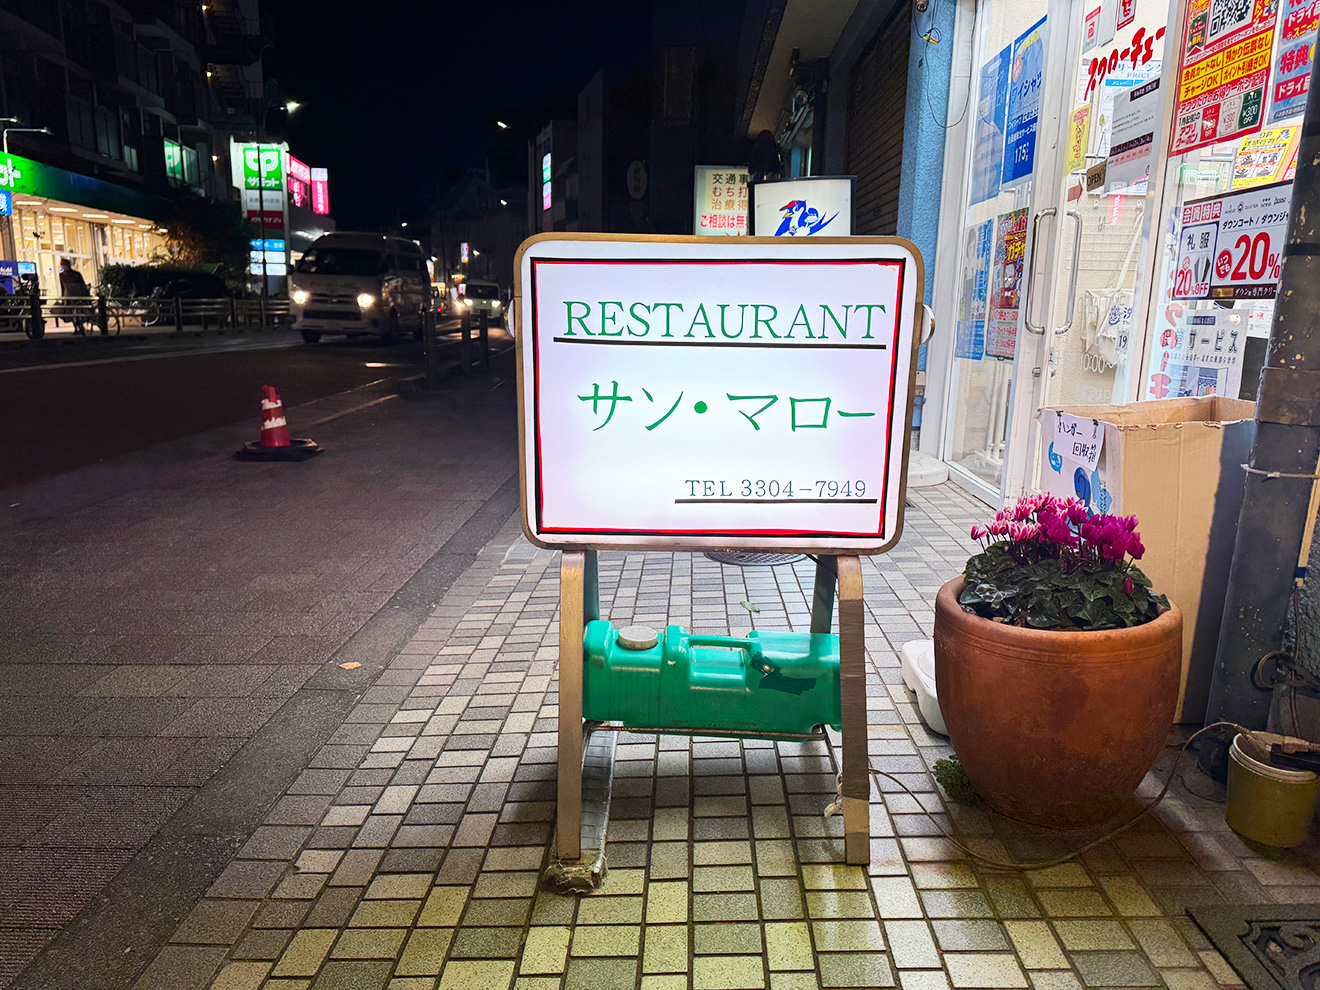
left=514, top=234, right=923, bottom=553
left=749, top=176, right=855, bottom=237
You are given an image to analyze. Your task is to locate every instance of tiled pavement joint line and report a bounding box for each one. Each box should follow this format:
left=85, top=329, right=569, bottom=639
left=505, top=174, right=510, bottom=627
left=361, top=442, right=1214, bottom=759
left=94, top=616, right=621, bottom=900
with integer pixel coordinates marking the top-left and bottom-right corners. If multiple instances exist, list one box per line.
left=7, top=476, right=522, bottom=990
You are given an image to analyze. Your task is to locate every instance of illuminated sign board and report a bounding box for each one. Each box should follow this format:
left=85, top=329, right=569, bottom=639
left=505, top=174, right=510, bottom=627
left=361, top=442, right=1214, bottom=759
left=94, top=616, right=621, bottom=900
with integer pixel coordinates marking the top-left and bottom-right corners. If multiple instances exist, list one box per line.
left=542, top=153, right=552, bottom=211
left=164, top=139, right=184, bottom=183
left=0, top=151, right=167, bottom=220
left=286, top=154, right=311, bottom=208
left=460, top=242, right=470, bottom=263
left=750, top=177, right=854, bottom=237
left=693, top=166, right=749, bottom=235
left=514, top=233, right=924, bottom=552
left=237, top=143, right=284, bottom=190
left=311, top=167, right=330, bottom=215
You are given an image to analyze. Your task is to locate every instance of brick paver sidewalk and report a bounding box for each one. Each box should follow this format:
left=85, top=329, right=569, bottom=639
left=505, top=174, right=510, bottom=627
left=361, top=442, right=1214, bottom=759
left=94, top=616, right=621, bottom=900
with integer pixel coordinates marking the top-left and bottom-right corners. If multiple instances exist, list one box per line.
left=126, top=483, right=1320, bottom=990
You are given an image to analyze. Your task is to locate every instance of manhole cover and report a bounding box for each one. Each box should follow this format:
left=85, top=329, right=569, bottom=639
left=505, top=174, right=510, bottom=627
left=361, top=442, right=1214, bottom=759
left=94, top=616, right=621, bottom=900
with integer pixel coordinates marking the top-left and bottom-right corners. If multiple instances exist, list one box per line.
left=704, top=551, right=806, bottom=567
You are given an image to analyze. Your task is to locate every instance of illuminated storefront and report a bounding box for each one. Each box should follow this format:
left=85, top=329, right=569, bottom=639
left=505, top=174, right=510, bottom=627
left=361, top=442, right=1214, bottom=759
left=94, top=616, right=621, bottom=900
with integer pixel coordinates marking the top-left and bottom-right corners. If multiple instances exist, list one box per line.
left=0, top=151, right=167, bottom=293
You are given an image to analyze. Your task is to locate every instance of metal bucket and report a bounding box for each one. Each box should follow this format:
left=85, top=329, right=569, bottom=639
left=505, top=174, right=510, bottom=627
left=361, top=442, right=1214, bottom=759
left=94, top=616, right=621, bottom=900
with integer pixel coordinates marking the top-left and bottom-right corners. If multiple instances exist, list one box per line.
left=1226, top=733, right=1320, bottom=848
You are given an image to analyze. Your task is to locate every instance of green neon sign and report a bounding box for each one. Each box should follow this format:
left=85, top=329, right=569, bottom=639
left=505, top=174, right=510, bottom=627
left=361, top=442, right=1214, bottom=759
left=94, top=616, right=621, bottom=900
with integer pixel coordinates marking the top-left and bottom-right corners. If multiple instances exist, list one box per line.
left=238, top=144, right=284, bottom=191
left=0, top=151, right=167, bottom=221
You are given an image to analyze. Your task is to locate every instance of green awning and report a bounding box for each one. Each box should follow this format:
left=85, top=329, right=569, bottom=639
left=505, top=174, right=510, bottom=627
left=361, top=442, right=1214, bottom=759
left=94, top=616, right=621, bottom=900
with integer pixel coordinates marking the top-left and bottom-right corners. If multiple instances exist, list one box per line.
left=0, top=152, right=171, bottom=222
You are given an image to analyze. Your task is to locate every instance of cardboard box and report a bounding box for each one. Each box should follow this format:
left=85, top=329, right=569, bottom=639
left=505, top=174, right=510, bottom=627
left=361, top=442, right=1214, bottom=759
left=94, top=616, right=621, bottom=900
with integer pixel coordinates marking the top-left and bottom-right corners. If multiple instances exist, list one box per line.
left=1038, top=397, right=1255, bottom=722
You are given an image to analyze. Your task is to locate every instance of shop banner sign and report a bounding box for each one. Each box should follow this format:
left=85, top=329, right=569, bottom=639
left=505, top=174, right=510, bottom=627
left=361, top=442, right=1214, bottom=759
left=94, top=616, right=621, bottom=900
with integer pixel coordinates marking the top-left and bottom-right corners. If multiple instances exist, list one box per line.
left=1002, top=17, right=1048, bottom=188
left=0, top=191, right=10, bottom=216
left=1065, top=106, right=1091, bottom=174
left=1270, top=0, right=1320, bottom=121
left=0, top=151, right=166, bottom=221
left=514, top=234, right=923, bottom=553
left=693, top=166, right=749, bottom=236
left=987, top=209, right=1028, bottom=358
left=311, top=167, right=330, bottom=216
left=1170, top=0, right=1277, bottom=156
left=970, top=46, right=1012, bottom=205
left=955, top=220, right=994, bottom=361
left=1107, top=78, right=1160, bottom=193
left=1232, top=125, right=1299, bottom=186
left=1172, top=180, right=1291, bottom=300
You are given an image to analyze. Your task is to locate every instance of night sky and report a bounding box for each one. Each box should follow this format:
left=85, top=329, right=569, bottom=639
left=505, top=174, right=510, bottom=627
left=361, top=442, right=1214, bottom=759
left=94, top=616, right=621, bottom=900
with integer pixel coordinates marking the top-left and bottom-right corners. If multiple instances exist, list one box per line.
left=264, top=1, right=654, bottom=230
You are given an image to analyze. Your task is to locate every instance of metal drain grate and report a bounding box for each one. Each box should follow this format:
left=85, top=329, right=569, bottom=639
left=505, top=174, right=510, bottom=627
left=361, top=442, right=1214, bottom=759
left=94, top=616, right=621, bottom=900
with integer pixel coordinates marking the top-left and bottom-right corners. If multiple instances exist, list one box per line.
left=704, top=550, right=806, bottom=567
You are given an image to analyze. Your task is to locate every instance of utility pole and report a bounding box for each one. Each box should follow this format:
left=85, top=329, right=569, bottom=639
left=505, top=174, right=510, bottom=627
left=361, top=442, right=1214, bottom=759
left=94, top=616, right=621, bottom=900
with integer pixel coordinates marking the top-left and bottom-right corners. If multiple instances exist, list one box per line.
left=1205, top=49, right=1320, bottom=729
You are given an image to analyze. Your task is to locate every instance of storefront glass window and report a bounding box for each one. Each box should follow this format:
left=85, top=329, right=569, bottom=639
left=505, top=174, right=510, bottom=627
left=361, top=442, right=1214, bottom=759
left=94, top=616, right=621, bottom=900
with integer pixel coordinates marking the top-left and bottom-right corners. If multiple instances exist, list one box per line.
left=1140, top=1, right=1308, bottom=403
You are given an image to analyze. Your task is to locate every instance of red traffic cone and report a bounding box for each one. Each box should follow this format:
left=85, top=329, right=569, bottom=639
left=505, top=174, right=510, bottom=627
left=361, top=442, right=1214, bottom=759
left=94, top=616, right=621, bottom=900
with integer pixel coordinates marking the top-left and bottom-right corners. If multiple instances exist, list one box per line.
left=260, top=385, right=292, bottom=447
left=237, top=385, right=322, bottom=461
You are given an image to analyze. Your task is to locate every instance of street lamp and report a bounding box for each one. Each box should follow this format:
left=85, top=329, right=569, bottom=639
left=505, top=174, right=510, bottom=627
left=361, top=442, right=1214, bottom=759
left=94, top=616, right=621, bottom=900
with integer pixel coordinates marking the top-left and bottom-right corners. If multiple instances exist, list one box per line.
left=3, top=127, right=50, bottom=155
left=284, top=100, right=301, bottom=114
left=496, top=120, right=509, bottom=130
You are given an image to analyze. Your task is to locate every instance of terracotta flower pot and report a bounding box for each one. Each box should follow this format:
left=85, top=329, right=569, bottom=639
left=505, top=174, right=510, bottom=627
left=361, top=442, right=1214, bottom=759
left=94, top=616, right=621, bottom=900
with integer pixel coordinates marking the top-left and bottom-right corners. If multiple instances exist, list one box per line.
left=933, top=578, right=1182, bottom=828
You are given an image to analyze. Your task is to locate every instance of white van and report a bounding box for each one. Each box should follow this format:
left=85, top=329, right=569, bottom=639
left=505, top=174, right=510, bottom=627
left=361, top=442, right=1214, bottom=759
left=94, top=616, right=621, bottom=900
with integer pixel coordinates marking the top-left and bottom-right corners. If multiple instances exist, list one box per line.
left=290, top=233, right=429, bottom=343
left=460, top=279, right=503, bottom=328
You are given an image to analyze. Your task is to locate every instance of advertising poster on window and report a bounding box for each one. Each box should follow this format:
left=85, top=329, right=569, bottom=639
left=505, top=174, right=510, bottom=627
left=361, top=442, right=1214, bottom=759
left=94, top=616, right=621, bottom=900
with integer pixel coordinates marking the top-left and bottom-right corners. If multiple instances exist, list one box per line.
left=1270, top=0, right=1320, bottom=121
left=693, top=166, right=749, bottom=236
left=955, top=220, right=994, bottom=361
left=1172, top=180, right=1291, bottom=300
left=986, top=209, right=1028, bottom=358
left=971, top=46, right=1012, bottom=206
left=1231, top=125, right=1300, bottom=186
left=1107, top=78, right=1160, bottom=193
left=1002, top=17, right=1047, bottom=188
left=1066, top=106, right=1091, bottom=173
left=1147, top=311, right=1246, bottom=399
left=1170, top=0, right=1277, bottom=156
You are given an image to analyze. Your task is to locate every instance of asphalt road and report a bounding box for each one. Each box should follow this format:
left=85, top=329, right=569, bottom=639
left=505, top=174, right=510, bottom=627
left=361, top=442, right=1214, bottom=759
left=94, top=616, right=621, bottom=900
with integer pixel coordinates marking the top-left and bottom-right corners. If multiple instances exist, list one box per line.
left=0, top=322, right=493, bottom=489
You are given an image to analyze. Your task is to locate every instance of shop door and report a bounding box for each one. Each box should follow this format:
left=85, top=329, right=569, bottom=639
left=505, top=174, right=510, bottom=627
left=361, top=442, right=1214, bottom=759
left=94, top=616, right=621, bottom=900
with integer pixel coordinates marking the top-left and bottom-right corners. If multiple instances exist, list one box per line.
left=942, top=0, right=1171, bottom=503
left=940, top=0, right=1083, bottom=502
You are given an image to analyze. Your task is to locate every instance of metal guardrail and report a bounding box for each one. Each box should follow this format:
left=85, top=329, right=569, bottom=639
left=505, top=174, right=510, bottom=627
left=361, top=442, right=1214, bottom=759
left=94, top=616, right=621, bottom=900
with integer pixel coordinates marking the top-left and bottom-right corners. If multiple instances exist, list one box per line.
left=0, top=293, right=292, bottom=339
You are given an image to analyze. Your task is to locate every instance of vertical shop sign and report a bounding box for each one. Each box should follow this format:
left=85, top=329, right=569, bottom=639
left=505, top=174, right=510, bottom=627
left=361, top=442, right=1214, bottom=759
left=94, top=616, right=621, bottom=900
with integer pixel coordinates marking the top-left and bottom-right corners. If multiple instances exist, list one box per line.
left=1066, top=106, right=1091, bottom=173
left=311, top=167, right=330, bottom=215
left=1270, top=0, right=1320, bottom=121
left=1002, top=17, right=1048, bottom=188
left=1170, top=0, right=1277, bottom=155
left=1107, top=78, right=1160, bottom=193
left=971, top=46, right=1012, bottom=205
left=692, top=166, right=749, bottom=235
left=955, top=220, right=994, bottom=361
left=986, top=209, right=1028, bottom=358
left=1084, top=6, right=1103, bottom=52
left=1118, top=0, right=1136, bottom=29
left=1172, top=181, right=1291, bottom=300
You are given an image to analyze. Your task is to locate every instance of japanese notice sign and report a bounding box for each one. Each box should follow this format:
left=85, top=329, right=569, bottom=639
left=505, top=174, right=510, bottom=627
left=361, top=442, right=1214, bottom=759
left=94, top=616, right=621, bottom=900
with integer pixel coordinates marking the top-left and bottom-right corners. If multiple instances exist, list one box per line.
left=1147, top=310, right=1246, bottom=398
left=693, top=166, right=749, bottom=236
left=1107, top=78, right=1160, bottom=193
left=514, top=235, right=923, bottom=552
left=971, top=46, right=1012, bottom=206
left=1066, top=106, right=1091, bottom=173
left=1055, top=413, right=1104, bottom=471
left=1170, top=0, right=1277, bottom=156
left=986, top=209, right=1028, bottom=358
left=955, top=220, right=994, bottom=361
left=1231, top=125, right=1300, bottom=186
left=1271, top=0, right=1320, bottom=121
left=1172, top=181, right=1291, bottom=300
left=1002, top=17, right=1048, bottom=188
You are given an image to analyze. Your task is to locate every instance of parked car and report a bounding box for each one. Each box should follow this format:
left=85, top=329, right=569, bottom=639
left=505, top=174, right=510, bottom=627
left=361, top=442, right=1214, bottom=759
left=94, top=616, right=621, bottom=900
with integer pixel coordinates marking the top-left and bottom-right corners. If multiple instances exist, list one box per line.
left=459, top=279, right=503, bottom=328
left=290, top=232, right=429, bottom=343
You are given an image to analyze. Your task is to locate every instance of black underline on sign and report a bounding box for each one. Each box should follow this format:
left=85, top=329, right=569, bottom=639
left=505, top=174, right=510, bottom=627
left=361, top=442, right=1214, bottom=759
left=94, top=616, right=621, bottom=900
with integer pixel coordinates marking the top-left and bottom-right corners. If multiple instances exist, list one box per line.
left=675, top=498, right=880, bottom=504
left=551, top=336, right=886, bottom=349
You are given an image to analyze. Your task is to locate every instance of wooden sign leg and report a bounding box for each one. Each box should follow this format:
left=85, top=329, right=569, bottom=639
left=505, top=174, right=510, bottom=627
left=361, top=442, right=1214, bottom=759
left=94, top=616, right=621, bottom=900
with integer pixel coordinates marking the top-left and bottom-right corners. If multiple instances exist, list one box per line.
left=837, top=555, right=870, bottom=865
left=556, top=550, right=598, bottom=864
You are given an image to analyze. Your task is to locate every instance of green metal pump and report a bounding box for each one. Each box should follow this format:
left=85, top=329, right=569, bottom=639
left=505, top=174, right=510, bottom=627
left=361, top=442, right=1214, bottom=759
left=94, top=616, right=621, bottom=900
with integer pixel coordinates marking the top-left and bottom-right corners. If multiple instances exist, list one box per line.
left=582, top=620, right=842, bottom=737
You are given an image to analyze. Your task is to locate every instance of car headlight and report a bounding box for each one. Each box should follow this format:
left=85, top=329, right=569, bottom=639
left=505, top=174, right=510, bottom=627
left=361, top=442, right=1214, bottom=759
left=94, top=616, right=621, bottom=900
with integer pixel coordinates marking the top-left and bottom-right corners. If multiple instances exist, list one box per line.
left=357, top=293, right=376, bottom=309
left=492, top=300, right=500, bottom=309
left=291, top=288, right=309, bottom=305
left=462, top=298, right=473, bottom=307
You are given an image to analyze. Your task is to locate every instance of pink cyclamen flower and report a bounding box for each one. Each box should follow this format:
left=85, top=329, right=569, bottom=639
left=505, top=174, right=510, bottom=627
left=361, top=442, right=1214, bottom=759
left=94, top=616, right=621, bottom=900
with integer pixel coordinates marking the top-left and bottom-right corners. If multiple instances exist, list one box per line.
left=1123, top=577, right=1135, bottom=595
left=970, top=525, right=987, bottom=540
